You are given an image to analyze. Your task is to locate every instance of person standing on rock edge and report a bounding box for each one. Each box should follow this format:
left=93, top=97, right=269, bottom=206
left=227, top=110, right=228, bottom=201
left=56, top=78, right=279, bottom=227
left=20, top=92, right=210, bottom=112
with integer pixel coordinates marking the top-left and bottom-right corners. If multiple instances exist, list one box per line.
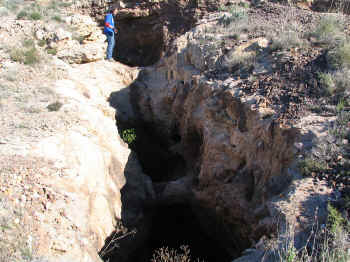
left=104, top=8, right=117, bottom=61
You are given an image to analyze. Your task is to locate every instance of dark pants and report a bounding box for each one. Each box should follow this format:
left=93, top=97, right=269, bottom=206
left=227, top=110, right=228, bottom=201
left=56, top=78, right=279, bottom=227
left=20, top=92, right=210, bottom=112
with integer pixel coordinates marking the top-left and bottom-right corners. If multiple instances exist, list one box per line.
left=106, top=32, right=115, bottom=59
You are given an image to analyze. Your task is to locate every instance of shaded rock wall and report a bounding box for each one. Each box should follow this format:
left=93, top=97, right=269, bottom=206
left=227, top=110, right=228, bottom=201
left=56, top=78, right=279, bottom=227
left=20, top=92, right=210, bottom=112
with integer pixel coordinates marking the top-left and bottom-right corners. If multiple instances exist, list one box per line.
left=128, top=20, right=300, bottom=253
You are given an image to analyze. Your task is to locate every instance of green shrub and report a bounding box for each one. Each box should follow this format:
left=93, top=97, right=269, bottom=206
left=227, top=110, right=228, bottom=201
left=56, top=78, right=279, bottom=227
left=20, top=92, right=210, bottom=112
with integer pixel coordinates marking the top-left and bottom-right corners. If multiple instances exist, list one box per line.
left=218, top=6, right=247, bottom=27
left=299, top=158, right=327, bottom=176
left=336, top=99, right=345, bottom=112
left=311, top=16, right=345, bottom=46
left=328, top=204, right=347, bottom=234
left=23, top=47, right=40, bottom=65
left=22, top=38, right=34, bottom=48
left=330, top=110, right=350, bottom=140
left=121, top=129, right=137, bottom=145
left=52, top=15, right=62, bottom=22
left=270, top=30, right=303, bottom=52
left=29, top=12, right=42, bottom=20
left=327, top=42, right=350, bottom=70
left=318, top=72, right=335, bottom=95
left=38, top=39, right=46, bottom=47
left=46, top=48, right=57, bottom=55
left=16, top=10, right=27, bottom=19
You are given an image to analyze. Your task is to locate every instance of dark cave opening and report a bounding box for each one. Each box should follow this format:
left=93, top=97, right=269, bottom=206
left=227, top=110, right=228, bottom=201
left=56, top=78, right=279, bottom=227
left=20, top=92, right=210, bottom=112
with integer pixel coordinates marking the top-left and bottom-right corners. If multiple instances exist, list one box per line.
left=132, top=204, right=234, bottom=262
left=127, top=125, right=187, bottom=182
left=114, top=18, right=165, bottom=67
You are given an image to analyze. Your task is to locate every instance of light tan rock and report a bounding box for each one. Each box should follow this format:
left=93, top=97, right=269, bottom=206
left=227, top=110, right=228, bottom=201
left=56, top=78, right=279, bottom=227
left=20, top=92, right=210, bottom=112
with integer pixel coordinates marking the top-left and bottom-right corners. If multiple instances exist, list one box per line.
left=27, top=61, right=153, bottom=262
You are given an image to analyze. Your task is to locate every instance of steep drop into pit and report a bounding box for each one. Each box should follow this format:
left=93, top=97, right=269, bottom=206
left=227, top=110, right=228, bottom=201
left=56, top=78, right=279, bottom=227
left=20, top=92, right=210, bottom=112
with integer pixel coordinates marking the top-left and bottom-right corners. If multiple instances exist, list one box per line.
left=100, top=123, right=237, bottom=262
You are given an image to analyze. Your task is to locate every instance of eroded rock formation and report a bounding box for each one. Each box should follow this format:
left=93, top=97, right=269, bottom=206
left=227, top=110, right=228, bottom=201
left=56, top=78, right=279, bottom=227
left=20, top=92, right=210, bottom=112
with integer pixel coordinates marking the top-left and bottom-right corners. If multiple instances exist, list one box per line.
left=122, top=15, right=333, bottom=258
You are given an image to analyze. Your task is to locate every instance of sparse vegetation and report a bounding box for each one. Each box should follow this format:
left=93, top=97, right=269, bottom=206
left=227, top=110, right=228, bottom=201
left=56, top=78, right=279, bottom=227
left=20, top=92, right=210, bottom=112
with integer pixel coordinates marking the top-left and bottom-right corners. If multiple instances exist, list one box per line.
left=151, top=246, right=197, bottom=262
left=327, top=42, right=350, bottom=70
left=299, top=157, right=327, bottom=177
left=269, top=29, right=303, bottom=51
left=23, top=47, right=40, bottom=65
left=218, top=6, right=248, bottom=27
left=318, top=72, right=336, bottom=95
left=311, top=16, right=345, bottom=47
left=10, top=37, right=41, bottom=65
left=274, top=204, right=350, bottom=262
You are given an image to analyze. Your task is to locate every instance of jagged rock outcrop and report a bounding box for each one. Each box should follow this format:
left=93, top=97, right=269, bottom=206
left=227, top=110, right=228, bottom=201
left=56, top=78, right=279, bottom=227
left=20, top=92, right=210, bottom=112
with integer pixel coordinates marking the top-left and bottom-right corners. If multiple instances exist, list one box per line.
left=126, top=14, right=333, bottom=258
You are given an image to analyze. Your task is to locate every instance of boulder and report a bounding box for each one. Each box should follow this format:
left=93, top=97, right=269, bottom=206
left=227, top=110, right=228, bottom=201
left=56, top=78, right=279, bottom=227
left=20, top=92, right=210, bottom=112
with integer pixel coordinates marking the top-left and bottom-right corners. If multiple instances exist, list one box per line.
left=56, top=40, right=107, bottom=63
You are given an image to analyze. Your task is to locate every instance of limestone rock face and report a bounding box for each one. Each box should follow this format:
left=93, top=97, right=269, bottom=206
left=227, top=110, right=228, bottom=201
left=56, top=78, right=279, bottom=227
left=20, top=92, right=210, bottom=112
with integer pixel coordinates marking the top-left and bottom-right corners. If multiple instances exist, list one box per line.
left=44, top=14, right=108, bottom=64
left=27, top=61, right=153, bottom=262
left=128, top=16, right=332, bottom=255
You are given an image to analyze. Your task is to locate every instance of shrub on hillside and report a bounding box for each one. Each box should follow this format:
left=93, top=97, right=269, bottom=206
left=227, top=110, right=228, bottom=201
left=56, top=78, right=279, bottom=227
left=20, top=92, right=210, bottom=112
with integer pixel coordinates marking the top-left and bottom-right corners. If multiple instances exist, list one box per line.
left=269, top=29, right=303, bottom=51
left=10, top=47, right=41, bottom=65
left=318, top=72, right=336, bottom=95
left=317, top=69, right=350, bottom=99
left=16, top=10, right=27, bottom=19
left=29, top=12, right=42, bottom=20
left=327, top=42, right=350, bottom=70
left=311, top=16, right=345, bottom=47
left=275, top=204, right=350, bottom=262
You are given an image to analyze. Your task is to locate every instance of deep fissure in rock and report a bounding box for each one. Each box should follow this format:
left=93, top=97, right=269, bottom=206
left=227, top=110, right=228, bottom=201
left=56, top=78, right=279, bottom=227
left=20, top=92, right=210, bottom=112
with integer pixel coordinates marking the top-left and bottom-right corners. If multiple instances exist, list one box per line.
left=100, top=122, right=236, bottom=262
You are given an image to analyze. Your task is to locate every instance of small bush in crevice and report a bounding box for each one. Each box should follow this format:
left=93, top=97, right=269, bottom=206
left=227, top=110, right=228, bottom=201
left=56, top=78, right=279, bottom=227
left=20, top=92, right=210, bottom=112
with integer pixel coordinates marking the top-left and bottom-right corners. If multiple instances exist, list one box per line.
left=121, top=128, right=136, bottom=145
